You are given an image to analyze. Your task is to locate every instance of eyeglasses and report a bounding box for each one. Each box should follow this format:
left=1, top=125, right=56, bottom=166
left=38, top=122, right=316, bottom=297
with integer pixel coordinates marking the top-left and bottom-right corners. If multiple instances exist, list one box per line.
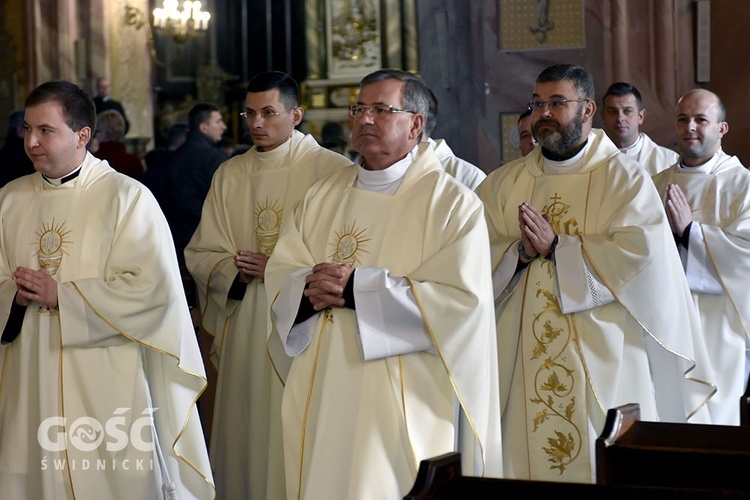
left=349, top=104, right=417, bottom=118
left=527, top=99, right=589, bottom=111
left=240, top=109, right=290, bottom=120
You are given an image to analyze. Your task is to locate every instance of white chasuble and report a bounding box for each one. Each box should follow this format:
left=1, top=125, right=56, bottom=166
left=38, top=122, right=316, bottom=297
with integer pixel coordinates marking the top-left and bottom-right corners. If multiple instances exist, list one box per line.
left=0, top=154, right=213, bottom=499
left=266, top=144, right=502, bottom=500
left=653, top=152, right=750, bottom=425
left=477, top=129, right=714, bottom=484
left=185, top=130, right=351, bottom=499
left=507, top=180, right=592, bottom=482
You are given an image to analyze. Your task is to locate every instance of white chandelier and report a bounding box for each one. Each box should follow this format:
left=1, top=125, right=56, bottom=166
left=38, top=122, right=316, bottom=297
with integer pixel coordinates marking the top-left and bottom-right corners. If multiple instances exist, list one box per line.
left=152, top=0, right=211, bottom=43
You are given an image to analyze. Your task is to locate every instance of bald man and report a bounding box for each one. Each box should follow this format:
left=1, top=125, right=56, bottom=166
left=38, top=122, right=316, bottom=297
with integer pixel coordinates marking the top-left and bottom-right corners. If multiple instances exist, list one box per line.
left=653, top=89, right=750, bottom=425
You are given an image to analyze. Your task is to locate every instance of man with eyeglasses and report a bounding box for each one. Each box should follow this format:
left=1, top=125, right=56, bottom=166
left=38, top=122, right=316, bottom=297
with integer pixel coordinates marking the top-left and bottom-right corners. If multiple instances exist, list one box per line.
left=476, top=64, right=713, bottom=483
left=265, top=68, right=502, bottom=498
left=652, top=89, right=750, bottom=425
left=184, top=71, right=351, bottom=500
left=601, top=82, right=678, bottom=176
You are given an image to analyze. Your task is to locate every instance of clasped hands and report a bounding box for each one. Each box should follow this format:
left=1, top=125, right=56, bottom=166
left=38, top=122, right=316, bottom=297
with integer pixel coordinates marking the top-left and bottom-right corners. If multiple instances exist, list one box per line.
left=518, top=202, right=557, bottom=263
left=234, top=250, right=269, bottom=283
left=13, top=267, right=58, bottom=307
left=303, top=263, right=354, bottom=311
left=665, top=183, right=692, bottom=238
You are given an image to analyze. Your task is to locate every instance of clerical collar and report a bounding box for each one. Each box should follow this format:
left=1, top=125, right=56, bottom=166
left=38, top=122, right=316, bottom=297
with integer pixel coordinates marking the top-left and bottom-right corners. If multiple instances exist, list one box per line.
left=678, top=149, right=722, bottom=174
left=356, top=146, right=416, bottom=195
left=541, top=139, right=588, bottom=162
left=542, top=139, right=590, bottom=175
left=619, top=133, right=643, bottom=158
left=42, top=165, right=83, bottom=186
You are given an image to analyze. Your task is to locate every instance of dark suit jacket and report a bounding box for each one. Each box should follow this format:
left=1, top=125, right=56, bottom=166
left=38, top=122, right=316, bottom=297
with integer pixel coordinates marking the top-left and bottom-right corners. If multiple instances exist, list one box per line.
left=164, top=130, right=229, bottom=251
left=93, top=95, right=130, bottom=135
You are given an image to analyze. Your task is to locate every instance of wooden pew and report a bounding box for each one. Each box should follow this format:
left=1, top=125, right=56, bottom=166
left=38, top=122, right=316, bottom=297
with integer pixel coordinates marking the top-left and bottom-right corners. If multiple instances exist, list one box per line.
left=404, top=451, right=746, bottom=499
left=596, top=403, right=750, bottom=492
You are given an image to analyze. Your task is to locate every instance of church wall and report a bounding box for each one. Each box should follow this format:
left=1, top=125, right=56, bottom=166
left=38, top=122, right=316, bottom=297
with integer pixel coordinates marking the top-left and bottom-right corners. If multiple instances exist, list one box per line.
left=418, top=0, right=704, bottom=173
left=6, top=0, right=747, bottom=166
left=708, top=0, right=749, bottom=166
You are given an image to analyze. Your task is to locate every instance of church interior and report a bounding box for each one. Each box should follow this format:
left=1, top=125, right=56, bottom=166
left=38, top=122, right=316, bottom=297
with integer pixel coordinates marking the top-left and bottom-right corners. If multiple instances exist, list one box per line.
left=1, top=0, right=747, bottom=171
left=2, top=1, right=750, bottom=496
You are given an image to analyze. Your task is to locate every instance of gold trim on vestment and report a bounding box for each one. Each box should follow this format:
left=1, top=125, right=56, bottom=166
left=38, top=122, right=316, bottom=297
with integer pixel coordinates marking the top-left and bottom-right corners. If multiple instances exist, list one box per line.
left=201, top=255, right=235, bottom=320
left=295, top=314, right=328, bottom=500
left=502, top=269, right=530, bottom=419
left=578, top=240, right=716, bottom=419
left=0, top=346, right=10, bottom=403
left=405, top=277, right=487, bottom=476
left=266, top=291, right=287, bottom=387
left=568, top=312, right=606, bottom=418
left=397, top=355, right=419, bottom=472
left=70, top=281, right=216, bottom=494
left=215, top=316, right=230, bottom=366
left=699, top=224, right=750, bottom=341
left=59, top=325, right=78, bottom=500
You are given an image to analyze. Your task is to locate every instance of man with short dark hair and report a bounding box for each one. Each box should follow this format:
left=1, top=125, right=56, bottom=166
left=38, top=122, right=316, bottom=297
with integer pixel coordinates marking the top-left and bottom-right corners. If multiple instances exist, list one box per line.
left=601, top=81, right=678, bottom=175
left=266, top=68, right=502, bottom=498
left=517, top=108, right=538, bottom=156
left=653, top=88, right=750, bottom=425
left=0, top=81, right=213, bottom=498
left=185, top=71, right=352, bottom=499
left=164, top=102, right=228, bottom=256
left=476, top=64, right=713, bottom=483
left=0, top=109, right=34, bottom=187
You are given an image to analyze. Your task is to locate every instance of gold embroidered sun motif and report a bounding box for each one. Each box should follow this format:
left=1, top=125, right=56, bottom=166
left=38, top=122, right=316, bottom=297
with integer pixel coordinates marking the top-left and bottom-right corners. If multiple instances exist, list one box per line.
left=255, top=198, right=283, bottom=256
left=329, top=222, right=370, bottom=265
left=34, top=218, right=72, bottom=277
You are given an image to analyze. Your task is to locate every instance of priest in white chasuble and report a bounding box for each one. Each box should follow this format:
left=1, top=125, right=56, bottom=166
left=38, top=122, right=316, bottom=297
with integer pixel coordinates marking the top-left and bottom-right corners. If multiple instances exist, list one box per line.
left=653, top=89, right=750, bottom=425
left=476, top=64, right=714, bottom=484
left=0, top=81, right=213, bottom=499
left=185, top=71, right=352, bottom=499
left=265, top=69, right=502, bottom=500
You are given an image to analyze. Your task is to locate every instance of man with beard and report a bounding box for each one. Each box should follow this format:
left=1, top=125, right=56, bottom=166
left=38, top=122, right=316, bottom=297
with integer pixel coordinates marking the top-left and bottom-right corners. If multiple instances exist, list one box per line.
left=476, top=64, right=713, bottom=483
left=652, top=89, right=750, bottom=425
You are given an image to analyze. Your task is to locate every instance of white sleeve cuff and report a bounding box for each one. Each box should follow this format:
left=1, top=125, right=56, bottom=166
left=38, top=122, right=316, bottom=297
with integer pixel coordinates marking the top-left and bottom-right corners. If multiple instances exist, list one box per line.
left=684, top=224, right=724, bottom=295
left=353, top=267, right=432, bottom=361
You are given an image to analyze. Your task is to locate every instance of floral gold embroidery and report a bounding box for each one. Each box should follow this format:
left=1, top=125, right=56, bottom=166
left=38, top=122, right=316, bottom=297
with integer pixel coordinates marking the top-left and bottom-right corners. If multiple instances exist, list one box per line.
left=527, top=282, right=582, bottom=475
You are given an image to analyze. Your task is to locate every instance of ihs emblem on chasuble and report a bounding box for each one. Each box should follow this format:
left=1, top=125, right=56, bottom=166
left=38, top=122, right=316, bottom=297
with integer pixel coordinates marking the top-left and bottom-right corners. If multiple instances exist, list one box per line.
left=34, top=219, right=72, bottom=316
left=255, top=199, right=283, bottom=256
left=329, top=222, right=370, bottom=265
left=542, top=192, right=579, bottom=236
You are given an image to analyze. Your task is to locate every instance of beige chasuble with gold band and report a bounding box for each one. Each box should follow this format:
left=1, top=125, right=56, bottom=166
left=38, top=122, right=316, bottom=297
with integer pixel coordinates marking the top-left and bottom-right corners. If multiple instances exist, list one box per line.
left=266, top=144, right=502, bottom=499
left=0, top=153, right=213, bottom=499
left=185, top=130, right=351, bottom=499
left=653, top=151, right=750, bottom=425
left=477, top=129, right=714, bottom=484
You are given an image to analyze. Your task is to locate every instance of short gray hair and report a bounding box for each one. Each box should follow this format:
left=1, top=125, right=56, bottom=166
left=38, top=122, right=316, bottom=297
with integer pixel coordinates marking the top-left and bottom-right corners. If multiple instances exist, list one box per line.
left=359, top=69, right=431, bottom=117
